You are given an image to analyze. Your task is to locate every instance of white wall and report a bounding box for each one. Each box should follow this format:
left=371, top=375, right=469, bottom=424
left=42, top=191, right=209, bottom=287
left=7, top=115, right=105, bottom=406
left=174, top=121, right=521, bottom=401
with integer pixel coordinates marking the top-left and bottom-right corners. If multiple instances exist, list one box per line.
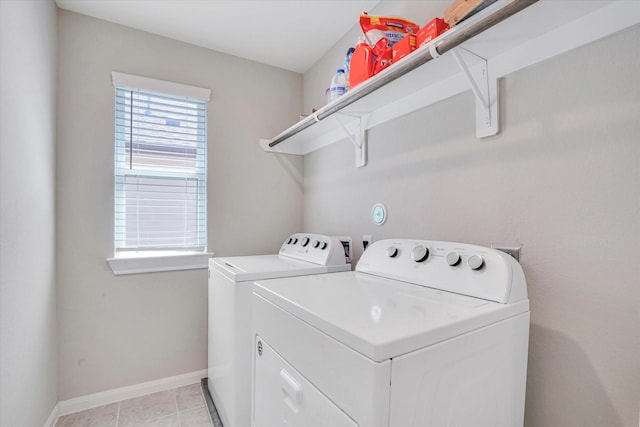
left=304, top=20, right=639, bottom=427
left=56, top=10, right=303, bottom=400
left=0, top=0, right=59, bottom=426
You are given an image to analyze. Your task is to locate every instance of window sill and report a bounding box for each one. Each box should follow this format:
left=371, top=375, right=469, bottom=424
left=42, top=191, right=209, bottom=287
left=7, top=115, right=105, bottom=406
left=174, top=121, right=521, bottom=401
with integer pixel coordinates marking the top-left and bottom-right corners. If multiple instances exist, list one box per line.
left=107, top=252, right=214, bottom=276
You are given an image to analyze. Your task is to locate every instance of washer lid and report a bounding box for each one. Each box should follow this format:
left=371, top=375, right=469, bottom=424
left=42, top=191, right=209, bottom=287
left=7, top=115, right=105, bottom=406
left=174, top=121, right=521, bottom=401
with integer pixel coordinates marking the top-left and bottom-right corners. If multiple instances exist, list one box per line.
left=253, top=271, right=529, bottom=362
left=211, top=255, right=349, bottom=282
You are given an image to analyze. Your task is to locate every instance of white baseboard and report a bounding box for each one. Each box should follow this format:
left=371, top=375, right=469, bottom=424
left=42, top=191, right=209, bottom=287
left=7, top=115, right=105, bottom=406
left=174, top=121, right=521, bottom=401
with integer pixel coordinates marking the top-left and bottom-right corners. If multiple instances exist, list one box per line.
left=57, top=369, right=207, bottom=417
left=43, top=403, right=59, bottom=427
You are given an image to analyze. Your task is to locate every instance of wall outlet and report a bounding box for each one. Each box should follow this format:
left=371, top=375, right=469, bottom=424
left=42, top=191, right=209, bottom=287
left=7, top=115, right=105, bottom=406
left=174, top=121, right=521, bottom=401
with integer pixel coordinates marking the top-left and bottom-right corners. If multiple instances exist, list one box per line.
left=491, top=244, right=521, bottom=262
left=363, top=235, right=373, bottom=250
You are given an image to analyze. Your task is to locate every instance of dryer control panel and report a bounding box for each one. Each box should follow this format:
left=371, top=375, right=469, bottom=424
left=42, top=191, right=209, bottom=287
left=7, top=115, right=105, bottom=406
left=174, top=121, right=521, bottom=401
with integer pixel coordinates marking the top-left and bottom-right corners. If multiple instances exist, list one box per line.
left=356, top=239, right=526, bottom=304
left=279, top=233, right=351, bottom=267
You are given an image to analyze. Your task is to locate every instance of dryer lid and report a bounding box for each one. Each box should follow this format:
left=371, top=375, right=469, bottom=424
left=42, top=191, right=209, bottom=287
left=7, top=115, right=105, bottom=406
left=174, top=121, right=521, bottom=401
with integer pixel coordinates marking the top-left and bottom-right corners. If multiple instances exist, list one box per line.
left=253, top=271, right=529, bottom=362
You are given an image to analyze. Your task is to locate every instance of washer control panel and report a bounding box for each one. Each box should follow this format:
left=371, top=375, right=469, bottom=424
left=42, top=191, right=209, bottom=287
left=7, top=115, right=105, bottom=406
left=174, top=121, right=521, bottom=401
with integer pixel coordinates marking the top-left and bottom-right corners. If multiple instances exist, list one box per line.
left=280, top=233, right=351, bottom=266
left=358, top=239, right=527, bottom=304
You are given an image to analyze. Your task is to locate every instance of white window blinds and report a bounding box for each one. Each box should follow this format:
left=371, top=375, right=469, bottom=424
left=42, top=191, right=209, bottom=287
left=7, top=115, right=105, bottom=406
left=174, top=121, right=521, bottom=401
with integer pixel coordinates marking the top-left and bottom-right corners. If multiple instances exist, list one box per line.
left=113, top=74, right=209, bottom=254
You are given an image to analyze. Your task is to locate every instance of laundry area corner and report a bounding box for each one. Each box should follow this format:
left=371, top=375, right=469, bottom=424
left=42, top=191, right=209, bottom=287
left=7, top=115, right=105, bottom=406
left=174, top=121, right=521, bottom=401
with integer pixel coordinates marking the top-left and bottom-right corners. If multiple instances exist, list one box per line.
left=1, top=1, right=638, bottom=427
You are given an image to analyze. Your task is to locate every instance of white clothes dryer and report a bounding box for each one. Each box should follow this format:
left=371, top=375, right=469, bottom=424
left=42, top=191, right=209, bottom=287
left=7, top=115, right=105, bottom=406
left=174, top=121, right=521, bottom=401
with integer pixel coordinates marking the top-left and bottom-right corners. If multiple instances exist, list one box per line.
left=252, top=238, right=529, bottom=427
left=208, top=233, right=352, bottom=427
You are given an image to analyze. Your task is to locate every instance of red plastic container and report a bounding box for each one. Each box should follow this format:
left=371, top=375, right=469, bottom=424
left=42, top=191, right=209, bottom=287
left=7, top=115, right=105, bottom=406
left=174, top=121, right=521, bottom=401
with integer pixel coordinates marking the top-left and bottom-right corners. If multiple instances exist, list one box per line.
left=349, top=43, right=375, bottom=89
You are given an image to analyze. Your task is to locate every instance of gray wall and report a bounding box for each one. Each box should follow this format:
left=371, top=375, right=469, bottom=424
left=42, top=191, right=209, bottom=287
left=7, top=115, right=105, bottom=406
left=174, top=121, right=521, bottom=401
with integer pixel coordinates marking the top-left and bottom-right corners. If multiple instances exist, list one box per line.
left=56, top=10, right=303, bottom=400
left=304, top=22, right=639, bottom=427
left=0, top=0, right=58, bottom=426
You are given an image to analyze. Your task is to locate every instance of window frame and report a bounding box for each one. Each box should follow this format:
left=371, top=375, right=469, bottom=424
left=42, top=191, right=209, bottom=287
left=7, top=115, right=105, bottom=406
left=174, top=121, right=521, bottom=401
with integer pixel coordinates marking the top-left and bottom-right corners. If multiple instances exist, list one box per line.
left=107, top=72, right=213, bottom=275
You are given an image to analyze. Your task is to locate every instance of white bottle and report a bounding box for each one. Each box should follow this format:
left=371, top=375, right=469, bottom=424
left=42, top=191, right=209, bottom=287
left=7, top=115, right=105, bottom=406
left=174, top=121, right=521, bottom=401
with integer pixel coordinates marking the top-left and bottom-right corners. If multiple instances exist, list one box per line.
left=328, top=69, right=347, bottom=103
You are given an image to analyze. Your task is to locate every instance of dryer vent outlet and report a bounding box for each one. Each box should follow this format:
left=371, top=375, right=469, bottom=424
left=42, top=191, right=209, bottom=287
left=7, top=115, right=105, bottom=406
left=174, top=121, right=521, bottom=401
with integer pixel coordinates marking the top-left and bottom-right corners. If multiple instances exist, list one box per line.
left=335, top=236, right=353, bottom=263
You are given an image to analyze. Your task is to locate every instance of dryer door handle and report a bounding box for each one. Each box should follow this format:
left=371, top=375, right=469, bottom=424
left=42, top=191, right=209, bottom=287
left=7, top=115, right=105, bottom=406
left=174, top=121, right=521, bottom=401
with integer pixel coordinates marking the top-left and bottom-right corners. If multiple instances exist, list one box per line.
left=280, top=368, right=303, bottom=404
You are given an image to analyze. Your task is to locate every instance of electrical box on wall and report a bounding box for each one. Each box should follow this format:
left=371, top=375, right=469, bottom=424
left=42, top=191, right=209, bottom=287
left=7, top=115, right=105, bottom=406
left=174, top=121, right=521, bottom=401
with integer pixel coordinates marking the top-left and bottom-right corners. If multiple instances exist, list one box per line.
left=363, top=235, right=373, bottom=251
left=491, top=244, right=521, bottom=262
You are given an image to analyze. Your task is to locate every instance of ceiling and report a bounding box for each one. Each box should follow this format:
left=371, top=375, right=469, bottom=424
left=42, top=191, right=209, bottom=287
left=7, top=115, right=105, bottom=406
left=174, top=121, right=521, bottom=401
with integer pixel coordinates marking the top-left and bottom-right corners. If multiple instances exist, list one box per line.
left=55, top=0, right=387, bottom=73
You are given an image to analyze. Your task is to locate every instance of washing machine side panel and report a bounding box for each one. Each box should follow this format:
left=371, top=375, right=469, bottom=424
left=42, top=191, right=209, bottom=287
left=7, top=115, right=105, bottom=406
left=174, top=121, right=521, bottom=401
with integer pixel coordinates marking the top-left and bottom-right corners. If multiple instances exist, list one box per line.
left=208, top=266, right=236, bottom=426
left=254, top=338, right=359, bottom=427
left=389, top=312, right=530, bottom=427
left=208, top=266, right=254, bottom=427
left=253, top=294, right=391, bottom=427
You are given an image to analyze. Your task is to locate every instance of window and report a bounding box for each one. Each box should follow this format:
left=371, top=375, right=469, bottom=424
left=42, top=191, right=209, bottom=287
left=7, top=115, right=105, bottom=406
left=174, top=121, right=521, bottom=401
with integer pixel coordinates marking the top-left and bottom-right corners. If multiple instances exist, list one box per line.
left=108, top=72, right=211, bottom=275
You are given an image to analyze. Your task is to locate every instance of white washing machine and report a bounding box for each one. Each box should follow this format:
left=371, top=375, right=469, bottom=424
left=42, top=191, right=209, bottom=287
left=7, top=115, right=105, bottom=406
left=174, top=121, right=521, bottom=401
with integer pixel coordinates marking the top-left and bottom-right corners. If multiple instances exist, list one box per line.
left=208, top=233, right=352, bottom=427
left=252, top=238, right=530, bottom=427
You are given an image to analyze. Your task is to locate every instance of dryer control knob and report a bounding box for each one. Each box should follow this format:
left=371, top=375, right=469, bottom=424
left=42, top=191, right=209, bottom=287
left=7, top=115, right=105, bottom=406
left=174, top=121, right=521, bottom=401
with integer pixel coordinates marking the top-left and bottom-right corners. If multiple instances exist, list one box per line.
left=292, top=238, right=298, bottom=245
left=411, top=245, right=429, bottom=262
left=312, top=240, right=320, bottom=248
left=446, top=252, right=461, bottom=266
left=386, top=246, right=398, bottom=258
left=287, top=237, right=293, bottom=244
left=301, top=237, right=310, bottom=247
left=320, top=241, right=328, bottom=250
left=468, top=254, right=484, bottom=270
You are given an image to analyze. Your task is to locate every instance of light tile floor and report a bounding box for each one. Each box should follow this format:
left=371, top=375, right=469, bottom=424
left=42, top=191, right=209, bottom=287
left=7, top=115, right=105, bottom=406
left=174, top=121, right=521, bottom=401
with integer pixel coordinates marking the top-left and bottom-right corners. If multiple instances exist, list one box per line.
left=55, top=383, right=214, bottom=427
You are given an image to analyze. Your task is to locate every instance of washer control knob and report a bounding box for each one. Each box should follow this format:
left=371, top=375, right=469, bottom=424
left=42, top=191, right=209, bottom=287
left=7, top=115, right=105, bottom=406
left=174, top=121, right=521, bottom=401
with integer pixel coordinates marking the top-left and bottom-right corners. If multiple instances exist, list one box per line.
left=287, top=237, right=293, bottom=244
left=386, top=246, right=398, bottom=258
left=301, top=237, right=310, bottom=247
left=320, top=241, right=328, bottom=250
left=313, top=240, right=320, bottom=248
left=446, top=252, right=461, bottom=266
left=292, top=238, right=298, bottom=245
left=411, top=245, right=429, bottom=262
left=468, top=254, right=484, bottom=270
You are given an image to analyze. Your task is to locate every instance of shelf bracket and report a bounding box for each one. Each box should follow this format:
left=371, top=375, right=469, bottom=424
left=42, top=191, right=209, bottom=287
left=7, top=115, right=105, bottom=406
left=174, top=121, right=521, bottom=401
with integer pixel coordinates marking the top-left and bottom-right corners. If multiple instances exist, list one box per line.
left=332, top=114, right=368, bottom=167
left=452, top=48, right=499, bottom=138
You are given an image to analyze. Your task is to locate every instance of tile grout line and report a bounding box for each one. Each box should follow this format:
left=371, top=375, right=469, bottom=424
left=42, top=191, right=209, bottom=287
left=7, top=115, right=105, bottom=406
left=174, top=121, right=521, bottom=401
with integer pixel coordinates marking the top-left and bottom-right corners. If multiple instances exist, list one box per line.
left=115, top=400, right=122, bottom=427
left=174, top=388, right=182, bottom=427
